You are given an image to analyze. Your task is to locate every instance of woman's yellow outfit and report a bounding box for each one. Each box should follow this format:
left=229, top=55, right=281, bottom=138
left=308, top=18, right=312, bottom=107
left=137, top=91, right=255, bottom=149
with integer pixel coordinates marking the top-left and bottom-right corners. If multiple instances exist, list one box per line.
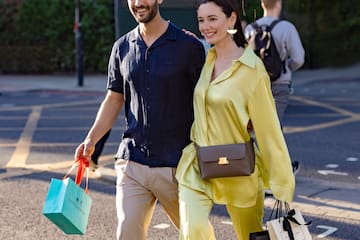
left=175, top=46, right=295, bottom=240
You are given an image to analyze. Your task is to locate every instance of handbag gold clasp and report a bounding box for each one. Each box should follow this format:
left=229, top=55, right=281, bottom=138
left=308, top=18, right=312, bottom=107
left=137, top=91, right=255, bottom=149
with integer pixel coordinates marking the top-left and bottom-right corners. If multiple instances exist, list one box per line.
left=218, top=157, right=229, bottom=165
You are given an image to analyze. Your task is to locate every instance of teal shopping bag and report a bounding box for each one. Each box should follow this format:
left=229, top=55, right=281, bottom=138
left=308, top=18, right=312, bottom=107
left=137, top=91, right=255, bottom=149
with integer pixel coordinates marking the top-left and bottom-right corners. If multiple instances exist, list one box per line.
left=42, top=158, right=92, bottom=234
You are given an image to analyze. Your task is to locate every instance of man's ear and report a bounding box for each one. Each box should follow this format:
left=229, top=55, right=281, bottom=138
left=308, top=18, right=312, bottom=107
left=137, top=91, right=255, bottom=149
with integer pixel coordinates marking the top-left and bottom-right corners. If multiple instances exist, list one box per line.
left=260, top=1, right=266, bottom=10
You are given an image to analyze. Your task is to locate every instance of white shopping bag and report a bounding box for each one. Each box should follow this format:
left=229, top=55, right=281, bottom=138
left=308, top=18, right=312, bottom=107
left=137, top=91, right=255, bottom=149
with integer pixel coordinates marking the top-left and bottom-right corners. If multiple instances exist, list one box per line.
left=267, top=209, right=312, bottom=240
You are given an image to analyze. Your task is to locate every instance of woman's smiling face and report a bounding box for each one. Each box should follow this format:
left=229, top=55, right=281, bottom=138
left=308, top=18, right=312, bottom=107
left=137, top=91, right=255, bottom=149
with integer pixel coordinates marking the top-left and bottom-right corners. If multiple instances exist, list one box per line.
left=197, top=2, right=232, bottom=46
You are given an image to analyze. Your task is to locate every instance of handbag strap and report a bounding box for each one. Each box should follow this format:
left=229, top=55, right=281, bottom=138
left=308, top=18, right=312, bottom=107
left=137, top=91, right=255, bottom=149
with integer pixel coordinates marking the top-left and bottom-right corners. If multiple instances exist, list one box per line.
left=63, top=157, right=90, bottom=194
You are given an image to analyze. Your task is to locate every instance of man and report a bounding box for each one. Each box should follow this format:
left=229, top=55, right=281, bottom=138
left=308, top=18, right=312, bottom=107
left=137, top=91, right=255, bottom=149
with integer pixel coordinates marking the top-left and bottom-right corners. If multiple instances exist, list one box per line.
left=74, top=0, right=205, bottom=239
left=244, top=0, right=305, bottom=174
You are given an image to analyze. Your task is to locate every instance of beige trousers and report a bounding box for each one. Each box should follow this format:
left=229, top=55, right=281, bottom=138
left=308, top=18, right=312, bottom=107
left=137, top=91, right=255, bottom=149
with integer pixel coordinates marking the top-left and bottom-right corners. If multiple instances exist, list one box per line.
left=178, top=183, right=264, bottom=240
left=115, top=160, right=179, bottom=240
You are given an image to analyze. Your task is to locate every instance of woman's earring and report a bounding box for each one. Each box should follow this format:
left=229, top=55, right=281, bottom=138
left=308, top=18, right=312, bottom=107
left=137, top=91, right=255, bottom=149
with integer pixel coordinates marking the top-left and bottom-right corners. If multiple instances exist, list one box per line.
left=227, top=28, right=237, bottom=40
left=227, top=29, right=238, bottom=35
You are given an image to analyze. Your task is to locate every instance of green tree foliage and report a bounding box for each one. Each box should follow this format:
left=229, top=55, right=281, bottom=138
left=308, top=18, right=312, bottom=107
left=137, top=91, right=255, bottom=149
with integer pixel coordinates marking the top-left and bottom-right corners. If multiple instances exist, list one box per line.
left=15, top=0, right=74, bottom=72
left=283, top=0, right=360, bottom=67
left=0, top=0, right=114, bottom=73
left=241, top=0, right=262, bottom=23
left=0, top=0, right=359, bottom=73
left=81, top=0, right=115, bottom=71
left=243, top=0, right=360, bottom=68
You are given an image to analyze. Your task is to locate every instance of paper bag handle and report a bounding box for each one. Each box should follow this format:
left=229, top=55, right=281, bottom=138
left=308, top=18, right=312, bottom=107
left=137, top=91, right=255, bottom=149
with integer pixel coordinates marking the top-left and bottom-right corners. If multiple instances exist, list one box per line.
left=63, top=157, right=90, bottom=194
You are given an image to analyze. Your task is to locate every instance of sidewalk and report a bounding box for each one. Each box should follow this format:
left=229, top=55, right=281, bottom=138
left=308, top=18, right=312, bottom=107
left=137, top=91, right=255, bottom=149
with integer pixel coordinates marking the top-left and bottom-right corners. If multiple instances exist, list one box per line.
left=1, top=64, right=360, bottom=222
left=292, top=62, right=360, bottom=86
left=1, top=62, right=360, bottom=92
left=0, top=74, right=107, bottom=93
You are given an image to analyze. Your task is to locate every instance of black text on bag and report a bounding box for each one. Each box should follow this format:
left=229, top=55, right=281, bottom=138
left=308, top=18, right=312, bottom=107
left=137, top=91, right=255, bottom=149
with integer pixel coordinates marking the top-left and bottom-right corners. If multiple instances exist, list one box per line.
left=250, top=20, right=285, bottom=81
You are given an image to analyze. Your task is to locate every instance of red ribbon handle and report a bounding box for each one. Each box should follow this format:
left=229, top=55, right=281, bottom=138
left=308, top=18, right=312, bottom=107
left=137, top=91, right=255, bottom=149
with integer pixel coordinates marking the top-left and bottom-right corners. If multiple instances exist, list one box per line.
left=63, top=157, right=90, bottom=194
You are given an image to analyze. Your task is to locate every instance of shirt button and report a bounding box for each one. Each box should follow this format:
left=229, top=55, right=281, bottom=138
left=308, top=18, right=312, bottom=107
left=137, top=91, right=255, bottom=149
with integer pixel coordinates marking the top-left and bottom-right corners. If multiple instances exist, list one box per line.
left=146, top=69, right=150, bottom=73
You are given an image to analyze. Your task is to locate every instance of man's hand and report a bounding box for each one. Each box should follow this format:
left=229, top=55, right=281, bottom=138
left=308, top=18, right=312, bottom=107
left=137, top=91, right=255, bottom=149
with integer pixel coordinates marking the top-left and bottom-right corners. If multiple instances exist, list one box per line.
left=74, top=139, right=95, bottom=164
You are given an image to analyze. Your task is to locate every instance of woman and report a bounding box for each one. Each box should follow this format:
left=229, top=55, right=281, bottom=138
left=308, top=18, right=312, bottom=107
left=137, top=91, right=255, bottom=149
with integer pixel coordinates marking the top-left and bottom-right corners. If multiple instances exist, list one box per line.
left=175, top=0, right=295, bottom=239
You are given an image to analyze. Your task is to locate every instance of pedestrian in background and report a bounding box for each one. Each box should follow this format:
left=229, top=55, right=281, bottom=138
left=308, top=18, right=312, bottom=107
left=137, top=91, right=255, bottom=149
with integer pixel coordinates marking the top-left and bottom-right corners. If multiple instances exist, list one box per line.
left=244, top=0, right=305, bottom=174
left=91, top=130, right=111, bottom=166
left=88, top=130, right=111, bottom=177
left=175, top=0, right=295, bottom=239
left=74, top=0, right=205, bottom=239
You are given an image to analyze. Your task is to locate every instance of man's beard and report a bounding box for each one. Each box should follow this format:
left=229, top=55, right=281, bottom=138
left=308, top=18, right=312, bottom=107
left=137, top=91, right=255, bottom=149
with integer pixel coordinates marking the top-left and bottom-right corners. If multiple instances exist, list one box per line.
left=132, top=2, right=158, bottom=23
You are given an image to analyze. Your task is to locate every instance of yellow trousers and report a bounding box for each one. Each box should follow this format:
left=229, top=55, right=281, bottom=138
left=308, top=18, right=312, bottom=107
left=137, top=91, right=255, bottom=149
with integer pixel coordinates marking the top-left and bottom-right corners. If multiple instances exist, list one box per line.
left=178, top=183, right=264, bottom=240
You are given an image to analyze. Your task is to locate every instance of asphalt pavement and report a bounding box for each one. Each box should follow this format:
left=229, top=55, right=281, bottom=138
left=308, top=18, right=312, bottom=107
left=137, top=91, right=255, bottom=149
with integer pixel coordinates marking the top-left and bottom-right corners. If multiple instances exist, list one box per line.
left=1, top=63, right=360, bottom=223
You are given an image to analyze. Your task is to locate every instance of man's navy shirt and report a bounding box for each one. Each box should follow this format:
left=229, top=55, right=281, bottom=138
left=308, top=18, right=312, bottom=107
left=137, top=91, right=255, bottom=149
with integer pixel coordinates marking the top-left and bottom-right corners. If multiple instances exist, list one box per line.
left=107, top=22, right=205, bottom=167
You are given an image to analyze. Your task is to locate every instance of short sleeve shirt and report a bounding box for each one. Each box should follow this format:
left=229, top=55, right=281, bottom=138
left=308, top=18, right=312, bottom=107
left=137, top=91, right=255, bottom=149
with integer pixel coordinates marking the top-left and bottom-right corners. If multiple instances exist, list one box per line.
left=107, top=22, right=205, bottom=167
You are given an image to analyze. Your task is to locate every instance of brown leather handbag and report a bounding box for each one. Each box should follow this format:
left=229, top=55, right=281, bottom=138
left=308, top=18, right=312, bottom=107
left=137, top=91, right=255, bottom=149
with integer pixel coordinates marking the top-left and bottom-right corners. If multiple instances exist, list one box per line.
left=195, top=139, right=255, bottom=179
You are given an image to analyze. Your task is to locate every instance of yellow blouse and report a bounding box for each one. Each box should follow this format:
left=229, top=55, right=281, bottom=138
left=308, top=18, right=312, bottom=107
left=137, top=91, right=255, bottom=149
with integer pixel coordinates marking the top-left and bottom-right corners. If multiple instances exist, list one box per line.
left=175, top=46, right=295, bottom=207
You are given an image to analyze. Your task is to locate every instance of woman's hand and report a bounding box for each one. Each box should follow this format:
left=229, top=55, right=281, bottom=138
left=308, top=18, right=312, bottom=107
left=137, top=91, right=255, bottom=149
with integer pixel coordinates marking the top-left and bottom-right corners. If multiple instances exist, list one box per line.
left=182, top=28, right=199, bottom=39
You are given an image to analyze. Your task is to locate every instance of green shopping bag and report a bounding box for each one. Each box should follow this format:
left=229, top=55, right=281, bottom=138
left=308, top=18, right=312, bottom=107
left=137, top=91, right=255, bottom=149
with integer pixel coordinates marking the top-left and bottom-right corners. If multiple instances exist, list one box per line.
left=42, top=158, right=92, bottom=234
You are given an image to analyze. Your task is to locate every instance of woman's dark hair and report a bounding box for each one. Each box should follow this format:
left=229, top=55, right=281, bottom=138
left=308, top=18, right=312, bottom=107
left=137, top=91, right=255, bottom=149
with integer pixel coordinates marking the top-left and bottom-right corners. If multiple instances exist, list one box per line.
left=196, top=0, right=247, bottom=48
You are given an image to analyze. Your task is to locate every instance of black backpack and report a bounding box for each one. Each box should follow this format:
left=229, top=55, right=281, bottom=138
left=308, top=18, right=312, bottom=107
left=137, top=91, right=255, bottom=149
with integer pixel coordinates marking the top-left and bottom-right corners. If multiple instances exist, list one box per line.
left=250, top=20, right=285, bottom=81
